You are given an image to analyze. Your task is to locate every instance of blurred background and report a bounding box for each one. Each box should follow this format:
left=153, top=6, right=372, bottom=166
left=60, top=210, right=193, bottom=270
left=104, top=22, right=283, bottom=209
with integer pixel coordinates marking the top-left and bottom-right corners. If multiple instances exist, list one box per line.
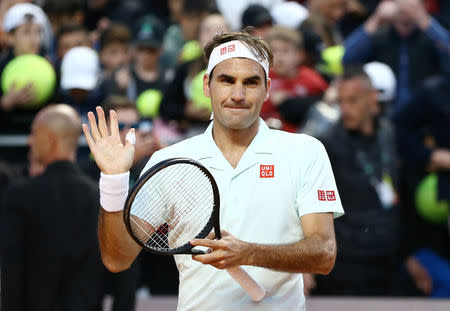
left=0, top=0, right=449, bottom=310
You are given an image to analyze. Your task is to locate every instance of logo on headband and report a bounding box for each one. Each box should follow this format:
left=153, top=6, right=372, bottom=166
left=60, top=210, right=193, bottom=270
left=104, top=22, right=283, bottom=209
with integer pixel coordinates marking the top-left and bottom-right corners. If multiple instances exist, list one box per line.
left=220, top=44, right=236, bottom=55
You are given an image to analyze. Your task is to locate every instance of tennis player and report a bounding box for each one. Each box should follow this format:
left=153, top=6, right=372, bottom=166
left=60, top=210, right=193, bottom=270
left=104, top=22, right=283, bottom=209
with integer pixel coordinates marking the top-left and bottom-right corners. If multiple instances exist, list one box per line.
left=83, top=30, right=344, bottom=311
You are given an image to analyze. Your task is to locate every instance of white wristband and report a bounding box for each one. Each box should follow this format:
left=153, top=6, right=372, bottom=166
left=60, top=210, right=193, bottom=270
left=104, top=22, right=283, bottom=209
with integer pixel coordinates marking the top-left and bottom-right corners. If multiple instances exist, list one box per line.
left=99, top=171, right=130, bottom=212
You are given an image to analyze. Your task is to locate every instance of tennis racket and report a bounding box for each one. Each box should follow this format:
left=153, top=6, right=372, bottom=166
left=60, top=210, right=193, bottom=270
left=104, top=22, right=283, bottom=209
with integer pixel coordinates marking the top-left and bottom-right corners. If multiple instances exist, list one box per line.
left=123, top=157, right=266, bottom=302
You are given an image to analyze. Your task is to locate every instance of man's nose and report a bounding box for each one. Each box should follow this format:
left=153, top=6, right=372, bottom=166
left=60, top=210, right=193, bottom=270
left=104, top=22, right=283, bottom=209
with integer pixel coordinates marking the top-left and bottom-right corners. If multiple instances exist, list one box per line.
left=230, top=83, right=245, bottom=103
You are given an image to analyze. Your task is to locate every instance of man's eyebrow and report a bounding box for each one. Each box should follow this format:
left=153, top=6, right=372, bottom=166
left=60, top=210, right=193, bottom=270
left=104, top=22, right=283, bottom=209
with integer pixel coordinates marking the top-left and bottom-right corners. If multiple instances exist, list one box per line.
left=216, top=73, right=235, bottom=80
left=244, top=75, right=262, bottom=82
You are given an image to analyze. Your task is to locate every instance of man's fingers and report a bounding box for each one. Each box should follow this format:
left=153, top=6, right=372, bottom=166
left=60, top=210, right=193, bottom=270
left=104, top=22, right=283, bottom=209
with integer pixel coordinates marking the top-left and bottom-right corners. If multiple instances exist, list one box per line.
left=192, top=249, right=226, bottom=265
left=87, top=111, right=101, bottom=141
left=109, top=109, right=119, bottom=137
left=96, top=106, right=109, bottom=137
left=190, top=238, right=219, bottom=248
left=82, top=123, right=95, bottom=151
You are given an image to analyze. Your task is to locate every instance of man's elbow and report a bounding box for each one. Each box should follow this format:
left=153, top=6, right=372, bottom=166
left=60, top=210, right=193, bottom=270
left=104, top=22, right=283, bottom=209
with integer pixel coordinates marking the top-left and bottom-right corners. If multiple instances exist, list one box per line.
left=317, top=239, right=337, bottom=275
left=101, top=253, right=133, bottom=273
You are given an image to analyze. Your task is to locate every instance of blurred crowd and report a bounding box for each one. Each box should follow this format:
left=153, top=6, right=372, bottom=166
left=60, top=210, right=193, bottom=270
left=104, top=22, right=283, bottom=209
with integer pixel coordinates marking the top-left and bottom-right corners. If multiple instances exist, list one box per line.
left=0, top=0, right=449, bottom=309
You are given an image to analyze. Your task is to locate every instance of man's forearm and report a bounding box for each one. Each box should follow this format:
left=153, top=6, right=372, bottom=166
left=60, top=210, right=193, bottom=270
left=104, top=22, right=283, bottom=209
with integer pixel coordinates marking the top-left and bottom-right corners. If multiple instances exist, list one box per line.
left=98, top=208, right=141, bottom=272
left=245, top=233, right=336, bottom=274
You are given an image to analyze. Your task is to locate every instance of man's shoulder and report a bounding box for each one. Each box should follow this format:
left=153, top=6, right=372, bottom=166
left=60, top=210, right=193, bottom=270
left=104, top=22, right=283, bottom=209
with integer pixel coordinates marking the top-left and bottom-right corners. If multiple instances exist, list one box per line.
left=270, top=129, right=325, bottom=155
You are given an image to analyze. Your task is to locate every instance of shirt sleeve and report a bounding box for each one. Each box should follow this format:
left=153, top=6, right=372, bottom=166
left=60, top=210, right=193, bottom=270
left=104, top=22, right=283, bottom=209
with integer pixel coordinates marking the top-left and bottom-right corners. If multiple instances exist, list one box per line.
left=343, top=26, right=374, bottom=65
left=423, top=18, right=450, bottom=73
left=296, top=138, right=344, bottom=218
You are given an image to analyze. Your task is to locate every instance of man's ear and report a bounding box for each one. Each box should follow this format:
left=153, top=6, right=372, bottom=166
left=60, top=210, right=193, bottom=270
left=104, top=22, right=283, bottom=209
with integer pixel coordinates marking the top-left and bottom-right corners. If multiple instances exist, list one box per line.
left=265, top=77, right=271, bottom=101
left=203, top=73, right=211, bottom=98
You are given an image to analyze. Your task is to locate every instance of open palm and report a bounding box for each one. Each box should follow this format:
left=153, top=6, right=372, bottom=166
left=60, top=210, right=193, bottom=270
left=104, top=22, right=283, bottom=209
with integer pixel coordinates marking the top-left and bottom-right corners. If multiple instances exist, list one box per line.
left=82, top=106, right=135, bottom=175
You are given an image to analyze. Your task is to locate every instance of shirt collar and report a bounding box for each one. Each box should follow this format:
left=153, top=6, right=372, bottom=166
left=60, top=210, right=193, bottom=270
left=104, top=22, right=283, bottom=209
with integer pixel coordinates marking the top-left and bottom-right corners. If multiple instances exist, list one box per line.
left=194, top=118, right=275, bottom=160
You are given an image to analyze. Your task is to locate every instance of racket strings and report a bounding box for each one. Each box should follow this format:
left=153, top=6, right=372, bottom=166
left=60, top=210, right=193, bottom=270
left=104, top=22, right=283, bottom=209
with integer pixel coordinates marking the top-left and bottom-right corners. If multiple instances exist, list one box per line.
left=130, top=163, right=214, bottom=251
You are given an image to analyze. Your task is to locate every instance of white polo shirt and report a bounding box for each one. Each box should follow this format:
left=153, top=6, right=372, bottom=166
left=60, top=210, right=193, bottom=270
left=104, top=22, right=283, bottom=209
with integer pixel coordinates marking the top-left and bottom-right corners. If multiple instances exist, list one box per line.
left=141, top=119, right=344, bottom=311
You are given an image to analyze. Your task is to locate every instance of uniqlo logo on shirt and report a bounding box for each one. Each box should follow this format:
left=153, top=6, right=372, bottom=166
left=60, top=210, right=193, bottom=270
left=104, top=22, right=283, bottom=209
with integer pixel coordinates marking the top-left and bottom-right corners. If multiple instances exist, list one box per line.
left=318, top=190, right=336, bottom=201
left=326, top=190, right=336, bottom=201
left=318, top=190, right=326, bottom=201
left=260, top=165, right=274, bottom=178
left=220, top=47, right=227, bottom=55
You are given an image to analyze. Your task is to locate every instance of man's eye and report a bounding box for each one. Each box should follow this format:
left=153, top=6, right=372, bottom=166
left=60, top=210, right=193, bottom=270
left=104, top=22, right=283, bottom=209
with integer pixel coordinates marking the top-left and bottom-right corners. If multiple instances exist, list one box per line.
left=245, top=80, right=258, bottom=86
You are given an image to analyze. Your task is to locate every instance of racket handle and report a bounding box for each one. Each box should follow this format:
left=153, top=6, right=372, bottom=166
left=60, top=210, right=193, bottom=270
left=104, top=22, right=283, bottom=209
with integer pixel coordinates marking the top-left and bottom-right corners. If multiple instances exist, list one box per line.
left=226, top=266, right=265, bottom=302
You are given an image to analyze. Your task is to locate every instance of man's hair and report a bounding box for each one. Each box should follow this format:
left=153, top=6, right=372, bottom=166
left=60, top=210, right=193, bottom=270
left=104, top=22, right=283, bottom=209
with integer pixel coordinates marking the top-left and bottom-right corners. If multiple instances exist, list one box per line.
left=57, top=23, right=88, bottom=39
left=43, top=0, right=85, bottom=14
left=101, top=95, right=137, bottom=121
left=340, top=65, right=373, bottom=90
left=183, top=0, right=213, bottom=16
left=203, top=27, right=273, bottom=83
left=267, top=26, right=303, bottom=49
left=100, top=23, right=131, bottom=50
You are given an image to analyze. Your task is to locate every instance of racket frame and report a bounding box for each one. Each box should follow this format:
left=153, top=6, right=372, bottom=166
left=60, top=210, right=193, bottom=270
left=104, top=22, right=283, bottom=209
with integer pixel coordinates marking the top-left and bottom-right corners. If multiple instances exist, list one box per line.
left=123, top=157, right=221, bottom=255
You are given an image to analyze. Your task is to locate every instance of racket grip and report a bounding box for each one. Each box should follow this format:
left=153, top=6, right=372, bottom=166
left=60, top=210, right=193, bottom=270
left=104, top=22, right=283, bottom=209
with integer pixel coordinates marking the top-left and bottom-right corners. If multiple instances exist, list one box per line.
left=226, top=266, right=265, bottom=302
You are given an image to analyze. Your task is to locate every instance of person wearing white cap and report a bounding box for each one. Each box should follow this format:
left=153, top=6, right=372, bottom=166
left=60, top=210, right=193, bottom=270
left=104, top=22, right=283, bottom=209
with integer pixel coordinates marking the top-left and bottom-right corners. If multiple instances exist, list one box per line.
left=363, top=61, right=397, bottom=115
left=83, top=29, right=343, bottom=311
left=60, top=46, right=101, bottom=120
left=315, top=65, right=399, bottom=296
left=271, top=1, right=309, bottom=29
left=0, top=3, right=53, bottom=131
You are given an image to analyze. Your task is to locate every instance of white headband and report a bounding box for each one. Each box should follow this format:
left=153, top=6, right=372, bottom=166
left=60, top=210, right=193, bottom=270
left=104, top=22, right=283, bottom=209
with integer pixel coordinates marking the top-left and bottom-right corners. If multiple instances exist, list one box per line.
left=206, top=40, right=269, bottom=78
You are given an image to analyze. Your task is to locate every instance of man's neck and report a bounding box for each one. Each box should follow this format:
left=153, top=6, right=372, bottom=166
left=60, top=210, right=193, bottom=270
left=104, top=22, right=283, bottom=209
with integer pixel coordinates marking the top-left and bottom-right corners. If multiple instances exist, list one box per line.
left=212, top=120, right=259, bottom=168
left=360, top=118, right=375, bottom=137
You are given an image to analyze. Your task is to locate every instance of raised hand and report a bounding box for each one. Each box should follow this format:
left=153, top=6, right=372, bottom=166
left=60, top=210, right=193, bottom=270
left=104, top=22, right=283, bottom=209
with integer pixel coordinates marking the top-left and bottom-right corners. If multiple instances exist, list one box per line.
left=82, top=106, right=135, bottom=175
left=1, top=82, right=36, bottom=111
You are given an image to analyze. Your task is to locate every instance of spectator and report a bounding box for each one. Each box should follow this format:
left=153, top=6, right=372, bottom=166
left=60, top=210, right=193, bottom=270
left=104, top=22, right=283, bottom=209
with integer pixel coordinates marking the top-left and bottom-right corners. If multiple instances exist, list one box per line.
left=343, top=0, right=449, bottom=113
left=98, top=23, right=131, bottom=79
left=1, top=104, right=103, bottom=311
left=215, top=0, right=283, bottom=31
left=302, top=61, right=397, bottom=138
left=0, top=3, right=46, bottom=111
left=101, top=16, right=168, bottom=119
left=59, top=46, right=101, bottom=122
left=301, top=0, right=347, bottom=48
left=160, top=0, right=211, bottom=71
left=391, top=73, right=450, bottom=297
left=314, top=66, right=400, bottom=296
left=56, top=23, right=90, bottom=63
left=263, top=26, right=328, bottom=132
left=159, top=13, right=230, bottom=135
left=0, top=2, right=53, bottom=139
left=270, top=1, right=309, bottom=30
left=241, top=4, right=273, bottom=39
left=43, top=0, right=86, bottom=35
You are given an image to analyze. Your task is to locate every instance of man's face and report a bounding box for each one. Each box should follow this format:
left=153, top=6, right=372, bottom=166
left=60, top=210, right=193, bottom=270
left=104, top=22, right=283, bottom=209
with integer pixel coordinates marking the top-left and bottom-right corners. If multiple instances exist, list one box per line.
left=100, top=42, right=130, bottom=72
left=269, top=39, right=301, bottom=77
left=338, top=77, right=377, bottom=131
left=57, top=30, right=89, bottom=59
left=393, top=10, right=416, bottom=37
left=313, top=0, right=347, bottom=25
left=134, top=46, right=160, bottom=69
left=28, top=119, right=50, bottom=166
left=10, top=22, right=42, bottom=55
left=204, top=58, right=270, bottom=130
